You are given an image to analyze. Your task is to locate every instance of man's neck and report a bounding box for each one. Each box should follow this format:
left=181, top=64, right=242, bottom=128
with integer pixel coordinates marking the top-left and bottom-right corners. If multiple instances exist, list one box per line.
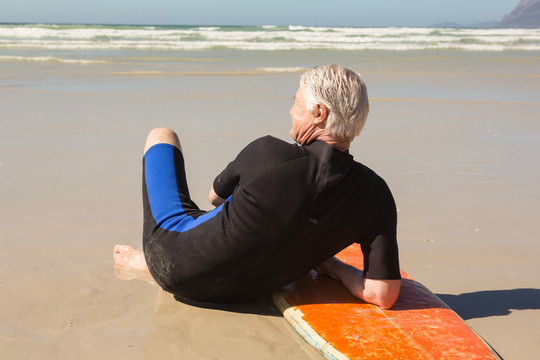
left=296, top=126, right=350, bottom=151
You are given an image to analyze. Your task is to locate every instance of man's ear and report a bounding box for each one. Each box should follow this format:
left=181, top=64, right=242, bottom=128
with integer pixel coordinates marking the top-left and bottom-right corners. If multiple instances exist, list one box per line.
left=313, top=103, right=329, bottom=125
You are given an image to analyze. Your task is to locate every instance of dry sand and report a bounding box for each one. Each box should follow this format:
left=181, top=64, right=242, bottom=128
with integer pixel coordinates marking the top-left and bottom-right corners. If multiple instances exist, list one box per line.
left=1, top=51, right=539, bottom=359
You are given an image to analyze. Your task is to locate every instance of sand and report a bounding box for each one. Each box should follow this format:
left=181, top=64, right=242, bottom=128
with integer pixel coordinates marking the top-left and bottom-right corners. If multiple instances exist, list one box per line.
left=1, top=50, right=539, bottom=359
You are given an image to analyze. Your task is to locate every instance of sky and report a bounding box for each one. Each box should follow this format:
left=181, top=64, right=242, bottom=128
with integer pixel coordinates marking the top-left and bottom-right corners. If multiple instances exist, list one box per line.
left=0, top=0, right=519, bottom=27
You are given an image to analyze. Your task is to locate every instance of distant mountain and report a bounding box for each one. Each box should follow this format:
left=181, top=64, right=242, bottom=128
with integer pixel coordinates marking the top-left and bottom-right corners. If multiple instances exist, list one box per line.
left=498, top=0, right=540, bottom=28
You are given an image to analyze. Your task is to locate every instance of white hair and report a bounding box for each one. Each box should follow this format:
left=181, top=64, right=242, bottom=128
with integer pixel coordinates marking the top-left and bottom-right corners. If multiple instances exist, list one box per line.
left=300, top=64, right=369, bottom=143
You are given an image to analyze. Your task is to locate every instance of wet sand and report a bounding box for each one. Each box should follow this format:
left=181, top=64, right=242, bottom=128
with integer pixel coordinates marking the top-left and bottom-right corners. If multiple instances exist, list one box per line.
left=1, top=51, right=539, bottom=359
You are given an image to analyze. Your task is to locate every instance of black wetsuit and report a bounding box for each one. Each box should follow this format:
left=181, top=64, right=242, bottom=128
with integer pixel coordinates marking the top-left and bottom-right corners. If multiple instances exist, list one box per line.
left=143, top=136, right=400, bottom=303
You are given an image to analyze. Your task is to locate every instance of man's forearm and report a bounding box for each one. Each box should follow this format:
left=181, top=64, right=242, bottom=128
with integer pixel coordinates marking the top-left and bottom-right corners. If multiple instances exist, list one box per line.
left=320, top=257, right=400, bottom=309
left=322, top=257, right=365, bottom=298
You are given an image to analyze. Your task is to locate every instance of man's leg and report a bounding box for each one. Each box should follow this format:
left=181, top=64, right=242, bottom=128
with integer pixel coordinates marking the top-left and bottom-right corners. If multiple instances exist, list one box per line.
left=143, top=127, right=182, bottom=154
left=114, top=127, right=182, bottom=273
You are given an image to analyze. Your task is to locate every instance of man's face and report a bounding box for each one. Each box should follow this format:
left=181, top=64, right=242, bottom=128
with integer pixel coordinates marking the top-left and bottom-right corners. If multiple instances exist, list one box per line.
left=290, top=86, right=316, bottom=143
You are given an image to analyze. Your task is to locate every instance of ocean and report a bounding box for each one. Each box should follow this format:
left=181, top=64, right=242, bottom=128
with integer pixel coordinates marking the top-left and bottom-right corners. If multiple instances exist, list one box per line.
left=1, top=23, right=540, bottom=64
left=2, top=23, right=539, bottom=100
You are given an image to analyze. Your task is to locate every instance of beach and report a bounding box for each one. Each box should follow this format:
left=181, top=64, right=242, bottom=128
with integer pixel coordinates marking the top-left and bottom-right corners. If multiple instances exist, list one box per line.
left=1, top=25, right=540, bottom=359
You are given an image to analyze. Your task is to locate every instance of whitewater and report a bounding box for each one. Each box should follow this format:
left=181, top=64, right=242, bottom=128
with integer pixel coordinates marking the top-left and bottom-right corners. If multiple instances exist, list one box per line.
left=1, top=23, right=539, bottom=54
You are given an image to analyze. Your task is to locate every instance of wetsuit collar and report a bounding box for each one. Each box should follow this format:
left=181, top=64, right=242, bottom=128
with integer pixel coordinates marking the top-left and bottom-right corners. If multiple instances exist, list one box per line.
left=305, top=140, right=353, bottom=164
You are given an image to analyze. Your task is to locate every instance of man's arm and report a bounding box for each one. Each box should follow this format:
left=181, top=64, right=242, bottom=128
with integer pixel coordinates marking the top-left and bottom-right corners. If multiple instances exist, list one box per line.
left=319, top=257, right=400, bottom=310
left=208, top=185, right=226, bottom=207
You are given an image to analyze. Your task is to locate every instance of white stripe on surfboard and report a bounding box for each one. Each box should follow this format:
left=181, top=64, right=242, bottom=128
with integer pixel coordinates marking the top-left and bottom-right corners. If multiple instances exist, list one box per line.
left=273, top=292, right=349, bottom=360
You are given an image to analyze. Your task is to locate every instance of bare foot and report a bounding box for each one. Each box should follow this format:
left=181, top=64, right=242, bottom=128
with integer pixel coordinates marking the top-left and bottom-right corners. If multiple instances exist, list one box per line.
left=113, top=244, right=150, bottom=273
left=114, top=263, right=156, bottom=283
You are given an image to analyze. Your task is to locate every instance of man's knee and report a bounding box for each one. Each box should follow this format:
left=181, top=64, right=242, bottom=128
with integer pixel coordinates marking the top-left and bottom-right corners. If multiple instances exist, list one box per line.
left=144, top=127, right=182, bottom=154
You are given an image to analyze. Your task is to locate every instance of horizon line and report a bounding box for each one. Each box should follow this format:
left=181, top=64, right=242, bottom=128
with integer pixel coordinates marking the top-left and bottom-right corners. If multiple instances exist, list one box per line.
left=0, top=21, right=520, bottom=30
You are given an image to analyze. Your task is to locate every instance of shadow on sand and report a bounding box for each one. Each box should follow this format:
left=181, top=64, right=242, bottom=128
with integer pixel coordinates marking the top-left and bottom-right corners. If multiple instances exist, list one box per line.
left=437, top=288, right=540, bottom=320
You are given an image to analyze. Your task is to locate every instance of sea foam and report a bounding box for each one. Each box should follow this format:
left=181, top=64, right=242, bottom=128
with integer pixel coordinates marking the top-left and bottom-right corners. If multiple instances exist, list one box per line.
left=1, top=24, right=539, bottom=52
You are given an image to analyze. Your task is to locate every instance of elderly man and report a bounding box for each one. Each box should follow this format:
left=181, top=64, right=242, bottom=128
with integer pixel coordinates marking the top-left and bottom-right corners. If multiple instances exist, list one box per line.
left=114, top=64, right=401, bottom=309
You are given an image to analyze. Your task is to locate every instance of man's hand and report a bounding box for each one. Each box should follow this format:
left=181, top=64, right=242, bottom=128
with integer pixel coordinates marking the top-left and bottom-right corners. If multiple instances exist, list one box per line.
left=208, top=186, right=226, bottom=207
left=318, top=257, right=400, bottom=310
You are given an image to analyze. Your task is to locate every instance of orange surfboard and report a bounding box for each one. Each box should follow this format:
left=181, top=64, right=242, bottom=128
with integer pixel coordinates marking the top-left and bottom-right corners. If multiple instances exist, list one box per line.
left=272, top=245, right=500, bottom=360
